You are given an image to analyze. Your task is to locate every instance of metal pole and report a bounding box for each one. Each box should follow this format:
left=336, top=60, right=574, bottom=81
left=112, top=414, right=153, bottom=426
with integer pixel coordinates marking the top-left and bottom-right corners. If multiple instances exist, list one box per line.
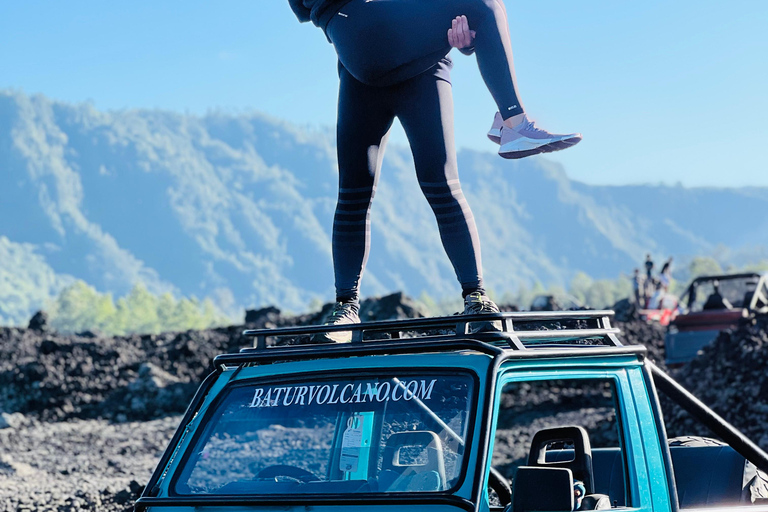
left=648, top=361, right=768, bottom=474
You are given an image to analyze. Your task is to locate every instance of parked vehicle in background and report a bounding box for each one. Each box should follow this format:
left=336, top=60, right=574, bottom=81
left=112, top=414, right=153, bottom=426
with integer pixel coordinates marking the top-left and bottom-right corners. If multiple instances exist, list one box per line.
left=135, top=311, right=768, bottom=512
left=666, top=272, right=768, bottom=366
left=639, top=293, right=679, bottom=326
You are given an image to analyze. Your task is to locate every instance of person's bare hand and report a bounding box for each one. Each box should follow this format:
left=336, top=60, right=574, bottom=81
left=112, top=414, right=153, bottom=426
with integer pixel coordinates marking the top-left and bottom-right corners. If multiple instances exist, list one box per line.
left=447, top=15, right=476, bottom=49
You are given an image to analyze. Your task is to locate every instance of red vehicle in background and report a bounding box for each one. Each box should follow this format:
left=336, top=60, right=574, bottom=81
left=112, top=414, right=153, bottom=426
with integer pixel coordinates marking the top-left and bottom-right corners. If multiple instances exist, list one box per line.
left=665, top=272, right=768, bottom=366
left=638, top=293, right=679, bottom=326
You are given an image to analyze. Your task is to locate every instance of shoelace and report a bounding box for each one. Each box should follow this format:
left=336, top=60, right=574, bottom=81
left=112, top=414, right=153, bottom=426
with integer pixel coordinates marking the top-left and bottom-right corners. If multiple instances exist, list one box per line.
left=328, top=302, right=355, bottom=321
left=518, top=117, right=549, bottom=136
left=470, top=300, right=498, bottom=313
left=466, top=295, right=498, bottom=313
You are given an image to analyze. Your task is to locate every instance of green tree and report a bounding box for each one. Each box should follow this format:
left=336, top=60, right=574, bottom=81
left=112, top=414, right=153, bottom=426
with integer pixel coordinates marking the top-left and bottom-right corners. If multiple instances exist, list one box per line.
left=92, top=293, right=118, bottom=333
left=49, top=281, right=105, bottom=333
left=200, top=298, right=221, bottom=327
left=583, top=279, right=627, bottom=309
left=741, top=260, right=768, bottom=273
left=123, top=283, right=160, bottom=334
left=156, top=292, right=178, bottom=330
left=172, top=297, right=206, bottom=332
left=569, top=272, right=594, bottom=305
left=418, top=291, right=439, bottom=316
left=48, top=281, right=230, bottom=335
left=113, top=297, right=131, bottom=335
left=688, top=257, right=723, bottom=279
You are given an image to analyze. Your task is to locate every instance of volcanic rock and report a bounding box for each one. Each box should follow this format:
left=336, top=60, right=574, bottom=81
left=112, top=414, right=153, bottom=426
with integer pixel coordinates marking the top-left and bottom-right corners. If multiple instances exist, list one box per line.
left=27, top=311, right=48, bottom=332
left=662, top=313, right=768, bottom=447
left=1, top=293, right=767, bottom=511
left=245, top=306, right=281, bottom=327
left=359, top=292, right=428, bottom=321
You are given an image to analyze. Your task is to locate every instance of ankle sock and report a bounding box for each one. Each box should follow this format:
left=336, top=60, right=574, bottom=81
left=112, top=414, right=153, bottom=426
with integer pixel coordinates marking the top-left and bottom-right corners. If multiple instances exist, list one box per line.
left=335, top=296, right=360, bottom=313
left=462, top=288, right=487, bottom=299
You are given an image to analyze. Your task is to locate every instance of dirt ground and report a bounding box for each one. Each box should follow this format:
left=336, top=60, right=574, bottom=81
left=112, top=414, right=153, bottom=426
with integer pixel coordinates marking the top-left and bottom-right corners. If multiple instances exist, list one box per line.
left=0, top=415, right=178, bottom=512
left=1, top=298, right=766, bottom=511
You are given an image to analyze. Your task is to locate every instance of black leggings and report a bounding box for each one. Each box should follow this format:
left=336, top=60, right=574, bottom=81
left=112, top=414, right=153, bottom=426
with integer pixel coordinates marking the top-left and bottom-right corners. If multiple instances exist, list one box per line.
left=333, top=65, right=484, bottom=303
left=326, top=0, right=524, bottom=119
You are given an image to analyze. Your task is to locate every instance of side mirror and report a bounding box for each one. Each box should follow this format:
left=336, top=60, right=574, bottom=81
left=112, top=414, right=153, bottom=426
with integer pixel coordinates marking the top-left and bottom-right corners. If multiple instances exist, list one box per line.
left=508, top=466, right=574, bottom=512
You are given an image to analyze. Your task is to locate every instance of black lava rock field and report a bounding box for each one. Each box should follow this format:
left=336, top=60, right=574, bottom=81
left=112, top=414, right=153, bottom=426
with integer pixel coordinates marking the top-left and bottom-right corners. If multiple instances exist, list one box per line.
left=1, top=293, right=766, bottom=511
left=662, top=313, right=768, bottom=447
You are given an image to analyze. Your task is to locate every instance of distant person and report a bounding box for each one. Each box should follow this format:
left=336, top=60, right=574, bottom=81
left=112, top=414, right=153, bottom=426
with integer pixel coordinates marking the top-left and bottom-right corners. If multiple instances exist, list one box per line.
left=632, top=268, right=645, bottom=306
left=288, top=0, right=582, bottom=341
left=644, top=254, right=654, bottom=281
left=643, top=254, right=655, bottom=305
left=648, top=281, right=665, bottom=310
left=659, top=257, right=673, bottom=291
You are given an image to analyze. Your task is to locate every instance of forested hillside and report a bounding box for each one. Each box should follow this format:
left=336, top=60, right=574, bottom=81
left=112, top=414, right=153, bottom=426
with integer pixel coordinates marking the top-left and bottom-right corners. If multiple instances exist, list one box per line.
left=1, top=90, right=766, bottom=324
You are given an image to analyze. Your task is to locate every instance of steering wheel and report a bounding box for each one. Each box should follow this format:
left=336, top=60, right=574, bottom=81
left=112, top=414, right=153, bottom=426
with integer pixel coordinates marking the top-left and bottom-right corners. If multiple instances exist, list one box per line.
left=488, top=466, right=512, bottom=505
left=255, top=464, right=320, bottom=483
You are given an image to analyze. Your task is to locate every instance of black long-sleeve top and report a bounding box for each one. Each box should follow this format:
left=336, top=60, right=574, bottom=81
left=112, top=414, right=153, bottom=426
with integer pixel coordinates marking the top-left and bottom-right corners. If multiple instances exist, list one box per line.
left=288, top=0, right=476, bottom=55
left=288, top=0, right=355, bottom=34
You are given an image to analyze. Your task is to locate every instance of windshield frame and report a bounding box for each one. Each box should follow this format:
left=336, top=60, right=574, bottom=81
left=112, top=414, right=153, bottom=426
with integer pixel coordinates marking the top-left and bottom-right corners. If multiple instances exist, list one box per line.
left=168, top=367, right=481, bottom=499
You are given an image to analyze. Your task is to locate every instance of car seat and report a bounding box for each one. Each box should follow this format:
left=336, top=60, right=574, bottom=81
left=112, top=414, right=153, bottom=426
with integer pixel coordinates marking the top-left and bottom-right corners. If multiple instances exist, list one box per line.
left=528, top=426, right=611, bottom=510
left=528, top=426, right=595, bottom=493
left=379, top=431, right=446, bottom=492
left=702, top=292, right=731, bottom=310
left=741, top=291, right=755, bottom=310
left=510, top=466, right=575, bottom=512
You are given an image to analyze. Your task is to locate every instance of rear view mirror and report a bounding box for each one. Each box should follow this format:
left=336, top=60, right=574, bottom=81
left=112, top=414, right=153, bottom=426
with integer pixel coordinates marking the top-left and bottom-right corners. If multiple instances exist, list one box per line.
left=508, top=466, right=574, bottom=512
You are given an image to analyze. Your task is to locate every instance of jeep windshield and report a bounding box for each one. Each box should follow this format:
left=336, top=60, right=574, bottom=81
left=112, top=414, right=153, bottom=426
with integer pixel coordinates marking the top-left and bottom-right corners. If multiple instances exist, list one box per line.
left=684, top=274, right=764, bottom=312
left=173, top=372, right=475, bottom=496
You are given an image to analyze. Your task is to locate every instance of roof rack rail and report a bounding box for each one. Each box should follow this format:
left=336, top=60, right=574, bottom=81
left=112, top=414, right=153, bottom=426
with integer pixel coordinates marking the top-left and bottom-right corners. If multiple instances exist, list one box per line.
left=242, top=310, right=621, bottom=351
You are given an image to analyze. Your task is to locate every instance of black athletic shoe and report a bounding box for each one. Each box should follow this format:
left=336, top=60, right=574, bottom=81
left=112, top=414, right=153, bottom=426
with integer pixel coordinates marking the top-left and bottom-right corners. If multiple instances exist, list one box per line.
left=463, top=292, right=502, bottom=333
left=311, top=302, right=361, bottom=343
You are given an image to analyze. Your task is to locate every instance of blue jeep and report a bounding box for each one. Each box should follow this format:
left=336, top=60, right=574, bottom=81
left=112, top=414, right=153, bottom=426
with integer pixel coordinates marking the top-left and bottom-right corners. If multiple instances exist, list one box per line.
left=135, top=311, right=768, bottom=512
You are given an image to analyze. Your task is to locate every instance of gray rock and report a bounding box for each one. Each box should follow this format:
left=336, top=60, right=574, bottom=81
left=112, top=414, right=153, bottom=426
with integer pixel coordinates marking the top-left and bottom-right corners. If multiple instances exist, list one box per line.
left=27, top=310, right=48, bottom=332
left=0, top=412, right=25, bottom=430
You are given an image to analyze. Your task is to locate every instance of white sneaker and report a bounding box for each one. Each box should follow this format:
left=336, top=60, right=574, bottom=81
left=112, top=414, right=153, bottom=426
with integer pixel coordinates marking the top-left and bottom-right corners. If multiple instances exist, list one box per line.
left=498, top=114, right=581, bottom=159
left=487, top=112, right=504, bottom=144
left=310, top=302, right=360, bottom=343
left=463, top=292, right=502, bottom=333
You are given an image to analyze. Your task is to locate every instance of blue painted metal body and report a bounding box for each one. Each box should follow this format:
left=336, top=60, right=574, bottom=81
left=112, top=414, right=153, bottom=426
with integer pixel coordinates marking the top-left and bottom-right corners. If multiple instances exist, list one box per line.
left=137, top=349, right=686, bottom=512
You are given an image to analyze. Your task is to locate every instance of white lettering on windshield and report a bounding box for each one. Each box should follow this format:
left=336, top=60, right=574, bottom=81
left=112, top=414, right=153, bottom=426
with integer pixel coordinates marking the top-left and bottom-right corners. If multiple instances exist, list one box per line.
left=247, top=378, right=439, bottom=408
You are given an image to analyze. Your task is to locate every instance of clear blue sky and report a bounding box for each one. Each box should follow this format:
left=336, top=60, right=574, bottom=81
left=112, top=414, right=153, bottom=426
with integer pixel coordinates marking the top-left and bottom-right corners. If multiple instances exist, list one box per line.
left=2, top=1, right=767, bottom=187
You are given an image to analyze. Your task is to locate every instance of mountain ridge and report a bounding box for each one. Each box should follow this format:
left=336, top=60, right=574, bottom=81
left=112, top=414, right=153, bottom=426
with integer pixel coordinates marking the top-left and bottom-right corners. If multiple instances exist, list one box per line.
left=1, top=89, right=765, bottom=324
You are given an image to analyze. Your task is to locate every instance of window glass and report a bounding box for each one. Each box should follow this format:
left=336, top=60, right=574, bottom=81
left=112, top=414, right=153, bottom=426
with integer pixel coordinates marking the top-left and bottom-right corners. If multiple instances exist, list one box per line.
left=174, top=373, right=474, bottom=495
left=687, top=276, right=758, bottom=312
left=491, top=378, right=627, bottom=508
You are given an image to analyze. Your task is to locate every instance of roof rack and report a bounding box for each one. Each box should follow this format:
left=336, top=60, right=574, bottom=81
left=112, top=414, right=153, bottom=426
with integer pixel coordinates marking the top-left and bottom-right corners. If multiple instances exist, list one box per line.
left=241, top=310, right=621, bottom=352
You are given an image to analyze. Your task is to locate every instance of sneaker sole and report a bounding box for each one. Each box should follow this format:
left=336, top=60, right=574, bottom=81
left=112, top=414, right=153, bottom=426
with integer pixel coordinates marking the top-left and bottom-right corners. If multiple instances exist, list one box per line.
left=470, top=320, right=503, bottom=334
left=310, top=331, right=352, bottom=344
left=499, top=136, right=582, bottom=160
left=487, top=129, right=502, bottom=145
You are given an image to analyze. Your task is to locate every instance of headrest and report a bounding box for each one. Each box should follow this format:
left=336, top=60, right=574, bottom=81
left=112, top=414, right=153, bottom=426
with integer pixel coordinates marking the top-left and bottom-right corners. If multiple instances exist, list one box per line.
left=381, top=431, right=446, bottom=486
left=528, top=426, right=595, bottom=494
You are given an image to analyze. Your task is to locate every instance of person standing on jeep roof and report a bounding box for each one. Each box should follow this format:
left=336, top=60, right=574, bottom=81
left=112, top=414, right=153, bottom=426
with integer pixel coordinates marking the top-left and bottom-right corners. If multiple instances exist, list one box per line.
left=287, top=0, right=581, bottom=342
left=288, top=0, right=581, bottom=159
